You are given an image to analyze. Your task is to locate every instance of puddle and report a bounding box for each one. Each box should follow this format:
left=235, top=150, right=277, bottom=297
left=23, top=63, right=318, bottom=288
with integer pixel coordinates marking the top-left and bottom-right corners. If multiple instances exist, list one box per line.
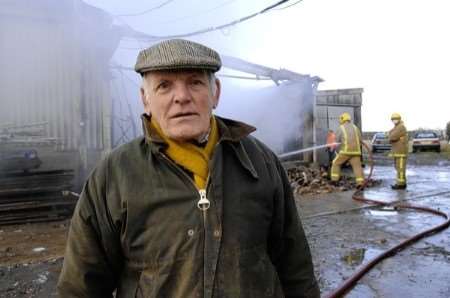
left=406, top=169, right=418, bottom=176
left=436, top=172, right=450, bottom=181
left=342, top=248, right=384, bottom=266
left=366, top=208, right=399, bottom=217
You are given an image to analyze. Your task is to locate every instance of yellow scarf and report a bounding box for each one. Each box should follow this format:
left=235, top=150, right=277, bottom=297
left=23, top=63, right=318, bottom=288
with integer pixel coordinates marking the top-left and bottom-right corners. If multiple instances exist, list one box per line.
left=150, top=116, right=219, bottom=189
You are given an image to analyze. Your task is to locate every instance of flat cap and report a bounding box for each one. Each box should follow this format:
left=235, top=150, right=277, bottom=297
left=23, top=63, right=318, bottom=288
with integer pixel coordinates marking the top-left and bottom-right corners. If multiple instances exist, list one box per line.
left=135, top=39, right=222, bottom=74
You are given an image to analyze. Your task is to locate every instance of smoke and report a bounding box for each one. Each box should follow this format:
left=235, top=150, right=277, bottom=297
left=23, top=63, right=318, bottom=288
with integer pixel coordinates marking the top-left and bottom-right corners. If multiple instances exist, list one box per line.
left=217, top=77, right=313, bottom=153
left=0, top=0, right=317, bottom=179
left=0, top=1, right=120, bottom=150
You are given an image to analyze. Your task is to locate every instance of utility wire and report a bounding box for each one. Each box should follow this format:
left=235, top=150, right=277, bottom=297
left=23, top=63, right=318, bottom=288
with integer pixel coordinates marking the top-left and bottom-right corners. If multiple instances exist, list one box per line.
left=154, top=0, right=239, bottom=25
left=131, top=0, right=293, bottom=40
left=273, top=0, right=303, bottom=10
left=115, top=0, right=176, bottom=17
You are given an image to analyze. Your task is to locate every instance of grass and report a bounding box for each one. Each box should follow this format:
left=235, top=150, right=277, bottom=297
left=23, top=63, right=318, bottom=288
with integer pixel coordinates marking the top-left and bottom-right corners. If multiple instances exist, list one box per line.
left=442, top=143, right=450, bottom=152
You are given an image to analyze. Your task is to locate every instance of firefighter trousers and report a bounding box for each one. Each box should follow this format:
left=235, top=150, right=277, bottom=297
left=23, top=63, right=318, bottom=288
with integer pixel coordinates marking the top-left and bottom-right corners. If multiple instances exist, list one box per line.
left=331, top=153, right=364, bottom=185
left=394, top=156, right=407, bottom=185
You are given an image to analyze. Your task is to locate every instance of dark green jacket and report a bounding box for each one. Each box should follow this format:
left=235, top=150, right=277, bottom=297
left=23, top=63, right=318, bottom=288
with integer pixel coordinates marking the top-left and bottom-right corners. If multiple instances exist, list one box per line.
left=57, top=115, right=319, bottom=298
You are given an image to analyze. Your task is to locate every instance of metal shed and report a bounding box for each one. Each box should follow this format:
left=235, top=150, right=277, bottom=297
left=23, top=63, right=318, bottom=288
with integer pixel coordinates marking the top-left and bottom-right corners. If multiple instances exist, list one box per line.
left=0, top=0, right=121, bottom=185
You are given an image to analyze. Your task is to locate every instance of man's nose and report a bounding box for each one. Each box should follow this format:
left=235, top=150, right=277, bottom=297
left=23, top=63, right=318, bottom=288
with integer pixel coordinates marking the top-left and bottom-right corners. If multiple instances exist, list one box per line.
left=173, top=82, right=192, bottom=104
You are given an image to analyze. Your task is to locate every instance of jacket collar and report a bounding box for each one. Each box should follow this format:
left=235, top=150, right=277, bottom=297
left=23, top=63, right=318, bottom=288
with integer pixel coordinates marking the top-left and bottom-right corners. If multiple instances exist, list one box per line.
left=141, top=113, right=258, bottom=179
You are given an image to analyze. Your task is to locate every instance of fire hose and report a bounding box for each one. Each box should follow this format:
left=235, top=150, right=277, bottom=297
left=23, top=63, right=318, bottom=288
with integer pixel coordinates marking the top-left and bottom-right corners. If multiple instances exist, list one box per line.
left=324, top=142, right=450, bottom=298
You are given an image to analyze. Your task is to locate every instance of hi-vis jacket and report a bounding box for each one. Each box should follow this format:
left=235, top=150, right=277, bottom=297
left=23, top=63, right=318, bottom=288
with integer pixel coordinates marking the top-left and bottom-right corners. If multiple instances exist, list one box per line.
left=57, top=115, right=320, bottom=298
left=389, top=121, right=409, bottom=157
left=335, top=122, right=362, bottom=156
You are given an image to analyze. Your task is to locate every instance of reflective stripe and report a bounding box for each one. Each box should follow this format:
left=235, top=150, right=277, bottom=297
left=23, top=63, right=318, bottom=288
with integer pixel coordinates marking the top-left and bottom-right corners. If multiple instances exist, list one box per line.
left=339, top=124, right=361, bottom=155
left=331, top=155, right=340, bottom=181
left=389, top=153, right=407, bottom=158
left=341, top=125, right=349, bottom=153
left=399, top=157, right=405, bottom=181
left=332, top=154, right=339, bottom=164
left=356, top=178, right=364, bottom=182
left=331, top=173, right=340, bottom=181
left=339, top=151, right=362, bottom=156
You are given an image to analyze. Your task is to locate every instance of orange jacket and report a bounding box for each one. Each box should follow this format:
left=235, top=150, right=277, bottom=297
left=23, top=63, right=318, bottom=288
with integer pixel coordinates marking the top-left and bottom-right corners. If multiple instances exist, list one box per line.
left=326, top=131, right=337, bottom=150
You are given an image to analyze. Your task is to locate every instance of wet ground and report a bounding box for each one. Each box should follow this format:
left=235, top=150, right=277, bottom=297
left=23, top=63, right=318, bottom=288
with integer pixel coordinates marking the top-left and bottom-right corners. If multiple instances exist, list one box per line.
left=299, top=152, right=450, bottom=297
left=0, top=152, right=449, bottom=297
left=0, top=221, right=68, bottom=297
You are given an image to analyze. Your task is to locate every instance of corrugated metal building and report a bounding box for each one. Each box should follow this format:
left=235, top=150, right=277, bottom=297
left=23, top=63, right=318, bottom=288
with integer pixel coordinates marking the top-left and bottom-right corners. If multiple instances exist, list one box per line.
left=0, top=0, right=121, bottom=185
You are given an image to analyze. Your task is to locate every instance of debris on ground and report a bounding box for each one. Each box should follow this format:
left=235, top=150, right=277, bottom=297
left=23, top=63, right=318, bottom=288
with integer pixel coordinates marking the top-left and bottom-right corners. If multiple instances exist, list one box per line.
left=0, top=220, right=69, bottom=266
left=286, top=165, right=381, bottom=195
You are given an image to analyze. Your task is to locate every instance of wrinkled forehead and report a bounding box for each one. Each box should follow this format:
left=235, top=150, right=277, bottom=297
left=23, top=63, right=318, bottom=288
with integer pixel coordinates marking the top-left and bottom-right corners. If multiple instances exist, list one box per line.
left=143, top=69, right=209, bottom=82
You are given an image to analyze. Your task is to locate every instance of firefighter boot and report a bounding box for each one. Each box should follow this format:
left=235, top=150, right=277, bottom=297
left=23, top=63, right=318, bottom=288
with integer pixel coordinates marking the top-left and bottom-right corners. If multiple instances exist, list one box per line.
left=391, top=184, right=407, bottom=190
left=330, top=181, right=340, bottom=187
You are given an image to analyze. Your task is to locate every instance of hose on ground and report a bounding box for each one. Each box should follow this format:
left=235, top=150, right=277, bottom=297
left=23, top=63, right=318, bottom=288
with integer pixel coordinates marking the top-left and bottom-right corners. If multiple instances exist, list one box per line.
left=324, top=142, right=450, bottom=298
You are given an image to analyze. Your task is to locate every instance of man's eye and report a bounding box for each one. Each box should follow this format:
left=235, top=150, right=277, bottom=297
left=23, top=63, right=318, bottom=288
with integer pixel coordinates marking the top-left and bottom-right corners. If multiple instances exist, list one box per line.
left=156, top=82, right=169, bottom=90
left=191, top=80, right=204, bottom=86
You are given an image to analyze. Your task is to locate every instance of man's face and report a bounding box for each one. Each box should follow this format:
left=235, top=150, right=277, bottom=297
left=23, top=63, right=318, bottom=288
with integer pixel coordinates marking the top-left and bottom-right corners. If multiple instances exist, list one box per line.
left=140, top=70, right=221, bottom=142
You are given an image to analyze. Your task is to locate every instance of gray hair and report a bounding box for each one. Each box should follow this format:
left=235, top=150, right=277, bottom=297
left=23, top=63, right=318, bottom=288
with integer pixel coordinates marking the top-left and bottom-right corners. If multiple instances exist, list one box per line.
left=207, top=71, right=217, bottom=95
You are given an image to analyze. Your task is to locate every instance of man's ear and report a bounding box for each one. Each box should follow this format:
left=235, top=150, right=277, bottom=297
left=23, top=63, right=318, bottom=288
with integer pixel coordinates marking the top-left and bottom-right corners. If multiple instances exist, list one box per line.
left=140, top=86, right=150, bottom=114
left=212, top=78, right=221, bottom=109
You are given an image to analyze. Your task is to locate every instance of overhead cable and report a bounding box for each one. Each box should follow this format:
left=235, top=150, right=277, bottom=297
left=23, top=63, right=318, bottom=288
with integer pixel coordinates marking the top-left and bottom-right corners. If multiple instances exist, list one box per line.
left=115, top=0, right=176, bottom=17
left=131, top=0, right=293, bottom=40
left=154, top=0, right=239, bottom=25
left=274, top=0, right=304, bottom=10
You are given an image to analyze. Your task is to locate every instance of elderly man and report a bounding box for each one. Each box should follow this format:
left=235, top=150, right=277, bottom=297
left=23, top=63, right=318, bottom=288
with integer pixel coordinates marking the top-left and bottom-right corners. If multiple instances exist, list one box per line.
left=57, top=39, right=319, bottom=298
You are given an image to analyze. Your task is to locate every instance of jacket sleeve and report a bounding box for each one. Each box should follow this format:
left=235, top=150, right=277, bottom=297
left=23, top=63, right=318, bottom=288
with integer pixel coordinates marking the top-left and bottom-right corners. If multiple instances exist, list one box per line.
left=268, top=158, right=320, bottom=298
left=389, top=124, right=406, bottom=143
left=57, top=160, right=123, bottom=297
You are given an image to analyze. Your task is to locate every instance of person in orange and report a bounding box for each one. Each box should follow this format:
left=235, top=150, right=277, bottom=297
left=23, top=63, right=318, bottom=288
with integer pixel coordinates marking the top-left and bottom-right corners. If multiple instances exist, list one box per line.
left=326, top=129, right=337, bottom=170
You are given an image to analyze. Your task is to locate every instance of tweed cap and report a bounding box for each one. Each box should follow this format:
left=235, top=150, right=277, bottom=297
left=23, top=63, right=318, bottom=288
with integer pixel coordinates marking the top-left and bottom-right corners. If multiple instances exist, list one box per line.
left=135, top=39, right=222, bottom=74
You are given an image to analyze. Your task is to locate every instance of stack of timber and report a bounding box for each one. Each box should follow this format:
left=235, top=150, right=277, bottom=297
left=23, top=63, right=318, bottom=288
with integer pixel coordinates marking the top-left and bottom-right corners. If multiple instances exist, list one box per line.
left=0, top=170, right=78, bottom=225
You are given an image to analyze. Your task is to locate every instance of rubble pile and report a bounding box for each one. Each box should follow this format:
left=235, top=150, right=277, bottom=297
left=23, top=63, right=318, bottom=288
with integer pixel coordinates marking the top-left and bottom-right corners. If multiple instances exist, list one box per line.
left=286, top=165, right=381, bottom=196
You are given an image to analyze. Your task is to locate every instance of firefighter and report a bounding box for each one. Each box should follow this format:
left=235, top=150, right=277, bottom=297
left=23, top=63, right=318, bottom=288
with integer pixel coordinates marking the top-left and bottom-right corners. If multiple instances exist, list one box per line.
left=388, top=113, right=408, bottom=189
left=330, top=112, right=365, bottom=188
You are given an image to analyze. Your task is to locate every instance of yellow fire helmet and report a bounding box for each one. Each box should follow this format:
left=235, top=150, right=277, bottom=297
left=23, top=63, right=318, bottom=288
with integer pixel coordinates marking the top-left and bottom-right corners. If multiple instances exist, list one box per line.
left=339, top=112, right=352, bottom=124
left=391, top=113, right=402, bottom=120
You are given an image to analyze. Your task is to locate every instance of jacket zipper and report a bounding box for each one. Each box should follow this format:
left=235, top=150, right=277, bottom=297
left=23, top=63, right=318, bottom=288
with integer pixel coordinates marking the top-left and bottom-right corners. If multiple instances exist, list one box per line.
left=158, top=152, right=211, bottom=209
left=157, top=152, right=212, bottom=296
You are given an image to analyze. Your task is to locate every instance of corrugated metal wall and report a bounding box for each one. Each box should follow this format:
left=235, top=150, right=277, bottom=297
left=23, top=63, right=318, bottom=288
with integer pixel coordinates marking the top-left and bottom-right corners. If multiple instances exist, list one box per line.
left=0, top=0, right=114, bottom=151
